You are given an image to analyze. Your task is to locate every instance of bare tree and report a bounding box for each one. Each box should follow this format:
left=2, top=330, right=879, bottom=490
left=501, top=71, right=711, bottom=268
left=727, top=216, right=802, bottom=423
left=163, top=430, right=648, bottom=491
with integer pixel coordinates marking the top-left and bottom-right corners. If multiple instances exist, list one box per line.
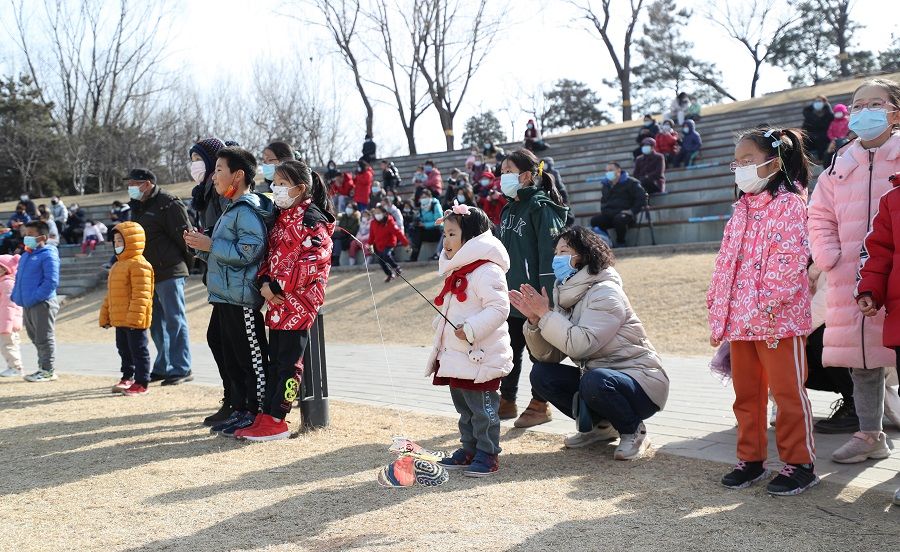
left=10, top=0, right=171, bottom=193
left=412, top=0, right=503, bottom=151
left=569, top=0, right=645, bottom=121
left=705, top=0, right=797, bottom=98
left=365, top=0, right=433, bottom=155
left=292, top=0, right=375, bottom=141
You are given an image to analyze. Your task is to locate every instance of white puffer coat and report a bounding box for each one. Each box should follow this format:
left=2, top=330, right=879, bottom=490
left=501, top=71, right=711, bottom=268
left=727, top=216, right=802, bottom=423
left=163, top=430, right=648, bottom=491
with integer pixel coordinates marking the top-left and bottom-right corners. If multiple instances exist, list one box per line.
left=425, top=231, right=513, bottom=383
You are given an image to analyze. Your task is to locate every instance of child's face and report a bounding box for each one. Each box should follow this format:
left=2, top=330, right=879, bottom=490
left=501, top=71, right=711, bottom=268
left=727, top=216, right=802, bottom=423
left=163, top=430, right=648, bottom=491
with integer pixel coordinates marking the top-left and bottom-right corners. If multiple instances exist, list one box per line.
left=734, top=139, right=779, bottom=178
left=443, top=218, right=463, bottom=260
left=114, top=233, right=125, bottom=250
left=23, top=227, right=45, bottom=244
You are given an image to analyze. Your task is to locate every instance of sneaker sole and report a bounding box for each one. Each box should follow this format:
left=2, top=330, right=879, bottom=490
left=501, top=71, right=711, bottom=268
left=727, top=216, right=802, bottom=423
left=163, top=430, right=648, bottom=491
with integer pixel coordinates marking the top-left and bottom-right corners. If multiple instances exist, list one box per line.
left=832, top=449, right=891, bottom=464
left=463, top=469, right=498, bottom=478
left=25, top=376, right=58, bottom=382
left=564, top=432, right=619, bottom=449
left=439, top=464, right=471, bottom=471
left=767, top=475, right=820, bottom=496
left=242, top=431, right=291, bottom=442
left=721, top=470, right=770, bottom=490
left=513, top=416, right=552, bottom=428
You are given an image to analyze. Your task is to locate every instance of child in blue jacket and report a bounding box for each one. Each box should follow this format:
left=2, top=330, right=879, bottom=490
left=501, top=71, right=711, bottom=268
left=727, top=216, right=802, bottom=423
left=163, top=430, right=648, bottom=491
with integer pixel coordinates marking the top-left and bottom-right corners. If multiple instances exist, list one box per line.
left=672, top=119, right=702, bottom=168
left=11, top=221, right=60, bottom=382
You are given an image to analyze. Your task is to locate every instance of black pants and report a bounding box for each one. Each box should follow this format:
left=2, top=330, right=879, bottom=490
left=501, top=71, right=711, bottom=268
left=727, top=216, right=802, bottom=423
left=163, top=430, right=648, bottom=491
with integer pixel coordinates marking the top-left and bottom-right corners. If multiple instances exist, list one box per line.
left=590, top=211, right=634, bottom=245
left=207, top=303, right=268, bottom=412
left=375, top=247, right=400, bottom=276
left=499, top=316, right=543, bottom=403
left=805, top=325, right=853, bottom=398
left=116, top=327, right=151, bottom=385
left=266, top=329, right=310, bottom=419
left=412, top=227, right=441, bottom=260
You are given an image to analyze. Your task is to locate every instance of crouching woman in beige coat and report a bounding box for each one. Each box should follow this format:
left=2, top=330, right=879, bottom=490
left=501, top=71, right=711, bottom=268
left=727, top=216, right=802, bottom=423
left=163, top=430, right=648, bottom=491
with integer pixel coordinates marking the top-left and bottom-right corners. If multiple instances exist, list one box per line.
left=511, top=226, right=669, bottom=460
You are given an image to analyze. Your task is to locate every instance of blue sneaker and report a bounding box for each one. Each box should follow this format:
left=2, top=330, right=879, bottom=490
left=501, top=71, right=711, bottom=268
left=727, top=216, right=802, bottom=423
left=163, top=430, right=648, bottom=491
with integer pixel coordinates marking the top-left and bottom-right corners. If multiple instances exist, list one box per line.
left=210, top=410, right=243, bottom=433
left=464, top=450, right=499, bottom=478
left=220, top=411, right=257, bottom=437
left=438, top=448, right=474, bottom=471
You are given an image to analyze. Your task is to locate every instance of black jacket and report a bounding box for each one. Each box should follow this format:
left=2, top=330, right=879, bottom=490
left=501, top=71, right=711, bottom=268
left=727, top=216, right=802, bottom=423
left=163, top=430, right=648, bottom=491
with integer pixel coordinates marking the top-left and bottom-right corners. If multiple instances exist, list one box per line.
left=130, top=186, right=193, bottom=282
left=601, top=172, right=647, bottom=217
left=802, top=104, right=834, bottom=139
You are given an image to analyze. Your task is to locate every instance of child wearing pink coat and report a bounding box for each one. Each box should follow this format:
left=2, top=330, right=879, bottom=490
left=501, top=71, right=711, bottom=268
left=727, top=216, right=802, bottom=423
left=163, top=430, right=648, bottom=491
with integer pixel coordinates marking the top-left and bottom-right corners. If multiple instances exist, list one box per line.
left=708, top=127, right=817, bottom=496
left=0, top=254, right=24, bottom=377
left=808, top=78, right=900, bottom=467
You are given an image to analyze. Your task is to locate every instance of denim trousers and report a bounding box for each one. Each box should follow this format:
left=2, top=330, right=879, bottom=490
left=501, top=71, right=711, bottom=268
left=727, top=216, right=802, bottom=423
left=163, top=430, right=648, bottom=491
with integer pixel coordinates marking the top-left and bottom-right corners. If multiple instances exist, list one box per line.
left=150, top=277, right=192, bottom=377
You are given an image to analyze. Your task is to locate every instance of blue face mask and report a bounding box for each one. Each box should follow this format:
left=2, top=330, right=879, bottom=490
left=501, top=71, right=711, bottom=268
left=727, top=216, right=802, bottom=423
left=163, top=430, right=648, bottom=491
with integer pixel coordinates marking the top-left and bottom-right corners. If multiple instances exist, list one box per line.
left=812, top=101, right=824, bottom=110
left=23, top=236, right=39, bottom=250
left=127, top=186, right=143, bottom=200
left=552, top=255, right=577, bottom=282
left=262, top=163, right=276, bottom=181
left=849, top=108, right=894, bottom=141
left=500, top=173, right=521, bottom=198
left=605, top=171, right=617, bottom=182
left=424, top=165, right=433, bottom=173
left=641, top=145, right=652, bottom=155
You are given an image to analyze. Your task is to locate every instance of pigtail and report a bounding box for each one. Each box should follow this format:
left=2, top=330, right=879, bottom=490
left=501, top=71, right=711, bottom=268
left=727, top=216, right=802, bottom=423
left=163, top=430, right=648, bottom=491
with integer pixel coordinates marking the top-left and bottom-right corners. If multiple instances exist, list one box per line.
left=310, top=171, right=334, bottom=216
left=779, top=128, right=810, bottom=190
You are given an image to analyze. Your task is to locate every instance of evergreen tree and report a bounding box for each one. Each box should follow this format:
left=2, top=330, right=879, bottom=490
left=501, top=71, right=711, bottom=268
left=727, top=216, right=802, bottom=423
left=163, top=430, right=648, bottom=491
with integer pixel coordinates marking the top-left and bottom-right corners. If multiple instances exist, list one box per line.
left=542, top=79, right=611, bottom=133
left=461, top=111, right=506, bottom=148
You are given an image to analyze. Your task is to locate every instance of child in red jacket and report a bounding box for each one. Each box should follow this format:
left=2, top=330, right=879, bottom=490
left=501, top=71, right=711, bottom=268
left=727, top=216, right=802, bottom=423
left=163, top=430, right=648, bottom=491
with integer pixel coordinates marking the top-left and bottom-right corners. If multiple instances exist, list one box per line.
left=857, top=172, right=900, bottom=362
left=368, top=204, right=409, bottom=283
left=238, top=159, right=336, bottom=441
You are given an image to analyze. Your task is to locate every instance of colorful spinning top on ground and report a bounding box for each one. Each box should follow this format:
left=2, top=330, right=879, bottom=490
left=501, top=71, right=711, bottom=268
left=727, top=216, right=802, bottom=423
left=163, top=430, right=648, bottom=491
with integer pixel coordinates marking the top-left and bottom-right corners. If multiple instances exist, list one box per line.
left=378, top=437, right=449, bottom=488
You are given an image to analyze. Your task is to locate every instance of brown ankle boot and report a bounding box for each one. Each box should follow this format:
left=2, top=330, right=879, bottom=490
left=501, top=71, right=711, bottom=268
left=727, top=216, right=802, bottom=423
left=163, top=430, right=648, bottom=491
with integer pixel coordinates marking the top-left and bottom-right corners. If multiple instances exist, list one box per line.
left=498, top=398, right=518, bottom=420
left=514, top=399, right=552, bottom=428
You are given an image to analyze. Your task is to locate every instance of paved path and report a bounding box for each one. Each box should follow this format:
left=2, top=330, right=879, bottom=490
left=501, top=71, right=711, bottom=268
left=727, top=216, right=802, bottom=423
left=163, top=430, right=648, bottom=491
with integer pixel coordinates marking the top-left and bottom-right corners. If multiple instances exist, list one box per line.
left=24, top=342, right=900, bottom=494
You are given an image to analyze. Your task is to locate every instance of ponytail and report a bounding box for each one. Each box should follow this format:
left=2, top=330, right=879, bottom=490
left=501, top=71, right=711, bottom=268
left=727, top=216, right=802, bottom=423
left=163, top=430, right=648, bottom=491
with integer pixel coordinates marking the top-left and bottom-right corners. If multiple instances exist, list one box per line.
left=310, top=171, right=334, bottom=216
left=539, top=170, right=563, bottom=205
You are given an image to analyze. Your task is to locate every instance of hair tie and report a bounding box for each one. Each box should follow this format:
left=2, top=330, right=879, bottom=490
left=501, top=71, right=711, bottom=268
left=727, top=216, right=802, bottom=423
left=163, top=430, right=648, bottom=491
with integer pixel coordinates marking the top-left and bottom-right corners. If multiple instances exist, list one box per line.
left=537, top=161, right=544, bottom=177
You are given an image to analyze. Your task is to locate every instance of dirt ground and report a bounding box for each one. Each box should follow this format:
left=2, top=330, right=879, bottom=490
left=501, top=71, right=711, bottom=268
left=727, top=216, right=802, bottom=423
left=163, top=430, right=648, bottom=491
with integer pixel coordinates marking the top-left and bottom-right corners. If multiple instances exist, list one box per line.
left=0, top=375, right=896, bottom=552
left=53, top=252, right=715, bottom=357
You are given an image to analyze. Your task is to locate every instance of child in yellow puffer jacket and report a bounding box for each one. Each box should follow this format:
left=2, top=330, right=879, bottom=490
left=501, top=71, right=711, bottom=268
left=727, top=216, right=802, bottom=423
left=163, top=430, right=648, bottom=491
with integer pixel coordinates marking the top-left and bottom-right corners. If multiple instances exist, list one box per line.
left=99, top=221, right=155, bottom=396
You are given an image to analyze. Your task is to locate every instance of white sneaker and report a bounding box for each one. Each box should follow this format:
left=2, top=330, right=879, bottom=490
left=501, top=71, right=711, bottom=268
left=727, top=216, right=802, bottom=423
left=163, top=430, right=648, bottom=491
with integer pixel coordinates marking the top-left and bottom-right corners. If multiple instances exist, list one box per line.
left=24, top=370, right=58, bottom=382
left=770, top=402, right=778, bottom=427
left=0, top=368, right=23, bottom=377
left=564, top=422, right=619, bottom=448
left=832, top=431, right=891, bottom=464
left=614, top=422, right=651, bottom=460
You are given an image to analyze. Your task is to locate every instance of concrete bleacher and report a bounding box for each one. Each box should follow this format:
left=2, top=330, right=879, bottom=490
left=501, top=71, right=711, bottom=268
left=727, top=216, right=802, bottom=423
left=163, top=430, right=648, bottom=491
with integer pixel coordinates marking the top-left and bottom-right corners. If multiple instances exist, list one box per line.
left=330, top=83, right=867, bottom=245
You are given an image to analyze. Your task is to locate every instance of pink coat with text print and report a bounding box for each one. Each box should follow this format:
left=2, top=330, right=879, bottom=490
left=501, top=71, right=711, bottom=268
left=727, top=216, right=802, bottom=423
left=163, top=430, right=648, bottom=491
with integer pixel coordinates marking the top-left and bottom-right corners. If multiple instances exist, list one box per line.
left=707, top=188, right=811, bottom=344
left=808, top=133, right=900, bottom=369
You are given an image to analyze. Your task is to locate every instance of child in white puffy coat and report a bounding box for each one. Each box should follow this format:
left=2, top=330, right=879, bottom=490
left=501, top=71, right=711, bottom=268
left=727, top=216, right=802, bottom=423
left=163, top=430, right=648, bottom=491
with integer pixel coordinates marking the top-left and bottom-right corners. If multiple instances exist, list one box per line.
left=426, top=204, right=513, bottom=477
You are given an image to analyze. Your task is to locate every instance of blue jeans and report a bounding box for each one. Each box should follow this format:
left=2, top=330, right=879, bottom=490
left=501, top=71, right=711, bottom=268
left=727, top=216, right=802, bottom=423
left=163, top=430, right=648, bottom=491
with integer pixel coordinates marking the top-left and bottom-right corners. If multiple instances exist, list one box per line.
left=530, top=362, right=658, bottom=434
left=150, top=277, right=192, bottom=377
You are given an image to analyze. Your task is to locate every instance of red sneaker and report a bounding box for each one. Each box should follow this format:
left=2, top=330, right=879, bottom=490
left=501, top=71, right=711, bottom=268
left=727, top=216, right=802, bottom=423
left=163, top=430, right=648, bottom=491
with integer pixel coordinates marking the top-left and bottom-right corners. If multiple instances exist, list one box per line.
left=122, top=384, right=149, bottom=396
left=112, top=378, right=134, bottom=393
left=234, top=413, right=264, bottom=437
left=236, top=414, right=290, bottom=441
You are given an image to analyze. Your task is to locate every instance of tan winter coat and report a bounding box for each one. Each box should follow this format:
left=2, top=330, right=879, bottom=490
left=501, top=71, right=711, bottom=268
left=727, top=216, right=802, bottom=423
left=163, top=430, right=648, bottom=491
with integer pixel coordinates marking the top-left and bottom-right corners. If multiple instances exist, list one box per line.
left=524, top=266, right=669, bottom=409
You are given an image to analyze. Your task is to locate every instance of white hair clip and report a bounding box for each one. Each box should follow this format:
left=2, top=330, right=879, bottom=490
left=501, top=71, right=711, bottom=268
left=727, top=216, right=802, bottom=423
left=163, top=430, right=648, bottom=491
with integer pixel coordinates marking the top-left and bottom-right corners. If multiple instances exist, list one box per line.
left=764, top=129, right=781, bottom=148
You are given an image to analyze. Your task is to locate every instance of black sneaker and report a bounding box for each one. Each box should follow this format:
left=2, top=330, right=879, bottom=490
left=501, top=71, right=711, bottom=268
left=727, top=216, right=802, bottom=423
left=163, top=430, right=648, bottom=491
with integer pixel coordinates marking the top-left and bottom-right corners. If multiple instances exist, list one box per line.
left=203, top=401, right=234, bottom=427
left=210, top=410, right=244, bottom=433
left=161, top=373, right=194, bottom=386
left=721, top=461, right=768, bottom=489
left=814, top=398, right=859, bottom=434
left=221, top=412, right=257, bottom=438
left=149, top=373, right=166, bottom=383
left=767, top=463, right=820, bottom=496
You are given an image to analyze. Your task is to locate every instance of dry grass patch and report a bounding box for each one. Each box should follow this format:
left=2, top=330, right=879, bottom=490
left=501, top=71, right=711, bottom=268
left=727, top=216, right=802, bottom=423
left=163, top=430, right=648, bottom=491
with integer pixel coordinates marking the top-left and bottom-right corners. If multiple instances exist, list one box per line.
left=0, top=375, right=897, bottom=552
left=53, top=252, right=716, bottom=356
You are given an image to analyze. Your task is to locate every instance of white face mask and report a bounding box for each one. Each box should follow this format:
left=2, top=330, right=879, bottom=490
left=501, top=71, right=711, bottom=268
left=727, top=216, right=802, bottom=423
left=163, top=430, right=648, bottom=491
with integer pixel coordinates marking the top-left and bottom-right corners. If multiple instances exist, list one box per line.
left=374, top=213, right=385, bottom=221
left=734, top=159, right=777, bottom=195
left=344, top=207, right=354, bottom=216
left=272, top=185, right=298, bottom=209
left=189, top=160, right=206, bottom=183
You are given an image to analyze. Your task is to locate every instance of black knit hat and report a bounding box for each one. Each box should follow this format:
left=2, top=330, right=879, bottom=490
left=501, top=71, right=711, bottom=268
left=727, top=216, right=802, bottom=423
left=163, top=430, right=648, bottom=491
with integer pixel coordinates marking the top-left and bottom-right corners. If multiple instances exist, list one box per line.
left=189, top=137, right=226, bottom=174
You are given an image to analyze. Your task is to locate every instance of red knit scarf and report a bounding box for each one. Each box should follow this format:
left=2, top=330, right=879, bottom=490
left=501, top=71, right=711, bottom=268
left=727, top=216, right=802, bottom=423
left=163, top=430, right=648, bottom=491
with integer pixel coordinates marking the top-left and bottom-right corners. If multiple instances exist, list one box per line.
left=434, top=259, right=492, bottom=306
